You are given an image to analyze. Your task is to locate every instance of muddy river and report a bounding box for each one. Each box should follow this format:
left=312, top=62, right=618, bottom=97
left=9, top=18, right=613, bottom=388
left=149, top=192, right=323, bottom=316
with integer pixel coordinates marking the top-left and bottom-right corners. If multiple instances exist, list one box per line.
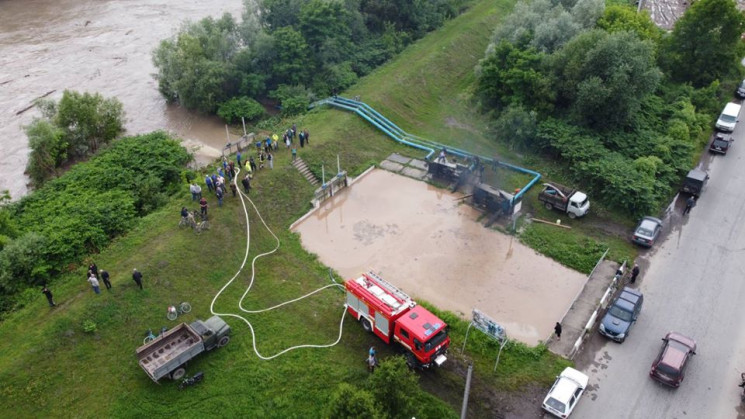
left=292, top=169, right=586, bottom=345
left=0, top=0, right=245, bottom=200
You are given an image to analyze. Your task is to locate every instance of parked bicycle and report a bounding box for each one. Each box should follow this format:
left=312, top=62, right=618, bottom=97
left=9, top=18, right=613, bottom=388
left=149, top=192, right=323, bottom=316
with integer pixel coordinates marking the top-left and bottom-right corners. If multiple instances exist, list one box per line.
left=195, top=218, right=210, bottom=234
left=167, top=302, right=192, bottom=321
left=178, top=371, right=204, bottom=390
left=143, top=326, right=169, bottom=344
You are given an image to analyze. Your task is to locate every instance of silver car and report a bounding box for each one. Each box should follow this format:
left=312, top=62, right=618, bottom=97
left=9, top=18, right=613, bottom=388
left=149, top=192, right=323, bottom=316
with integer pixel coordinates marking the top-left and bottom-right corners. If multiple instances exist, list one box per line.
left=632, top=216, right=662, bottom=247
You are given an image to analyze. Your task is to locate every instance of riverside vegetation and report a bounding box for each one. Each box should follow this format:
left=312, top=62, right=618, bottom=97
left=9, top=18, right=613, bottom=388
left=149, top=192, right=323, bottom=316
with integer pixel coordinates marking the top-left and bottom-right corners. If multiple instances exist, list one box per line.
left=1, top=0, right=744, bottom=416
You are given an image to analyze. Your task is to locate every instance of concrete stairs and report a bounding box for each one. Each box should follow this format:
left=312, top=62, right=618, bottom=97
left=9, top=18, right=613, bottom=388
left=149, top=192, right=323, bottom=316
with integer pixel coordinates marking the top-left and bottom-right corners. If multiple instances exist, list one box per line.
left=292, top=158, right=320, bottom=186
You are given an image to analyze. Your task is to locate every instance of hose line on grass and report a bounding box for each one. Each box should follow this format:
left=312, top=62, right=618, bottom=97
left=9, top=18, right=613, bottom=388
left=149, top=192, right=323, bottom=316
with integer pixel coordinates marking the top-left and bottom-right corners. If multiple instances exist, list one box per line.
left=209, top=167, right=347, bottom=360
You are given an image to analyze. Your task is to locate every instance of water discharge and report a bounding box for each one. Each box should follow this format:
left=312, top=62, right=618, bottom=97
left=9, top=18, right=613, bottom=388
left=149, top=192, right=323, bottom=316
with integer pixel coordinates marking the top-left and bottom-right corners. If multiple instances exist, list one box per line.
left=292, top=169, right=587, bottom=345
left=0, top=0, right=244, bottom=199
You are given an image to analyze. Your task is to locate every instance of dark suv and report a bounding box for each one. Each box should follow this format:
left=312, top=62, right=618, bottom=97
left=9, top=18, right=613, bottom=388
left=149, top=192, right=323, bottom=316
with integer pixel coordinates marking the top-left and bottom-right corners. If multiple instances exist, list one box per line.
left=598, top=287, right=643, bottom=343
left=649, top=332, right=697, bottom=388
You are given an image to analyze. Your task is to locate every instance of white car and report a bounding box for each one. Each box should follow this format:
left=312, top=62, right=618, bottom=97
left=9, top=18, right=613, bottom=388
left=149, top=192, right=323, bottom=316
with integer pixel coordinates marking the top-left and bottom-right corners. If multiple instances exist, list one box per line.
left=541, top=367, right=589, bottom=418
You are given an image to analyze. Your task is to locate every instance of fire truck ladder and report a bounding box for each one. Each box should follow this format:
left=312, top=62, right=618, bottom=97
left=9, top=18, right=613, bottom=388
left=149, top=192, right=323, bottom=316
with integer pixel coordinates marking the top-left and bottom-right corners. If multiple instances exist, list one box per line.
left=365, top=271, right=413, bottom=307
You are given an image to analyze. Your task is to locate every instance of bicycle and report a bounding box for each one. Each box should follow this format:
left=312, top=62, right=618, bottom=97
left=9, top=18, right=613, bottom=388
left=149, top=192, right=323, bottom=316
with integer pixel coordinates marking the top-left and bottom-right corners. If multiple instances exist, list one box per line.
left=167, top=302, right=192, bottom=321
left=143, top=326, right=169, bottom=344
left=195, top=219, right=210, bottom=234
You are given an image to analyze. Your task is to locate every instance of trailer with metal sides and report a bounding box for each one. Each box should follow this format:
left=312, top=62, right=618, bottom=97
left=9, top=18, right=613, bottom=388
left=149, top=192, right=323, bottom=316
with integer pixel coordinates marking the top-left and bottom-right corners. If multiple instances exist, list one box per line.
left=136, top=315, right=230, bottom=382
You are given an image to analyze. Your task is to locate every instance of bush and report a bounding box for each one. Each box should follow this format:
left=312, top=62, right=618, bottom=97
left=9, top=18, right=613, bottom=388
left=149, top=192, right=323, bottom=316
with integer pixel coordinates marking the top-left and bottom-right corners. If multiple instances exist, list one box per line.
left=217, top=96, right=265, bottom=123
left=326, top=383, right=382, bottom=419
left=0, top=132, right=190, bottom=297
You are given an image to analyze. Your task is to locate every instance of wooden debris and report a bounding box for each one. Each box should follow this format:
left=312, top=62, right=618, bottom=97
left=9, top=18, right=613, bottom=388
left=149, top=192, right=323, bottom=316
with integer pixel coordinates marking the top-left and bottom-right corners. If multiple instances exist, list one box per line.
left=531, top=218, right=572, bottom=229
left=15, top=90, right=56, bottom=115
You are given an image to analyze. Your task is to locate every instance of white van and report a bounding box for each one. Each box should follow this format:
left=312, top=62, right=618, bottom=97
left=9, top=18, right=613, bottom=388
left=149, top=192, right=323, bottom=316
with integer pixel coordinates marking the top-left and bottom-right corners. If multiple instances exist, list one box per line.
left=715, top=102, right=741, bottom=132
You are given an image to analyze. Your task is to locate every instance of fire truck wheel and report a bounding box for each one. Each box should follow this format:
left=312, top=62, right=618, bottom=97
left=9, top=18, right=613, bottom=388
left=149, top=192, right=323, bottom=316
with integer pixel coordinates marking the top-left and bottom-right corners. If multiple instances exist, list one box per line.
left=405, top=353, right=417, bottom=369
left=360, top=318, right=372, bottom=333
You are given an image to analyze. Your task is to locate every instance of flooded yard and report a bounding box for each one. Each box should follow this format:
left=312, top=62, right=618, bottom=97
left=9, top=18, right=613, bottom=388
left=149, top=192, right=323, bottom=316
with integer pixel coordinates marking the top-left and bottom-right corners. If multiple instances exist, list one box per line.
left=292, top=168, right=586, bottom=345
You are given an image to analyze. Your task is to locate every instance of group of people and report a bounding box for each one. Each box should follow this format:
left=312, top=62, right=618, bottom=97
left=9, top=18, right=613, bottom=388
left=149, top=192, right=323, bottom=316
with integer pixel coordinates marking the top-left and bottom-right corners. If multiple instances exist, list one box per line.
left=42, top=265, right=145, bottom=307
left=85, top=263, right=111, bottom=294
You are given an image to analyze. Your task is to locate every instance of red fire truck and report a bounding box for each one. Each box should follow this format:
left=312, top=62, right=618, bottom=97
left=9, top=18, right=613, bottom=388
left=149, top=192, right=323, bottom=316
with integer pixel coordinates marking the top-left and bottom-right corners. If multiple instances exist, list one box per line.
left=345, top=271, right=450, bottom=368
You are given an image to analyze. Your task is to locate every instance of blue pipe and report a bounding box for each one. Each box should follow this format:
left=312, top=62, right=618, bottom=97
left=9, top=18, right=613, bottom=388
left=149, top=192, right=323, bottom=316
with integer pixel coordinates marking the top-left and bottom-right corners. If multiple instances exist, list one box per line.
left=316, top=96, right=541, bottom=202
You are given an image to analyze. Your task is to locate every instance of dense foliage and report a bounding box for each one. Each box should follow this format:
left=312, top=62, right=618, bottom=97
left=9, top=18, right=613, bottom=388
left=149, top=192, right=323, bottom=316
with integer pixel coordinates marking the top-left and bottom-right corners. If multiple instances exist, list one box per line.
left=25, top=91, right=125, bottom=186
left=152, top=0, right=468, bottom=114
left=476, top=0, right=739, bottom=216
left=0, top=132, right=190, bottom=311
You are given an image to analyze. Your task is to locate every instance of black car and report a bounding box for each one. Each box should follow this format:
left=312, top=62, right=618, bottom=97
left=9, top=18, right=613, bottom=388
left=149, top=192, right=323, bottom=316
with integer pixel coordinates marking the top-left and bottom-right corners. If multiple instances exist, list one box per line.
left=709, top=133, right=732, bottom=155
left=736, top=79, right=745, bottom=99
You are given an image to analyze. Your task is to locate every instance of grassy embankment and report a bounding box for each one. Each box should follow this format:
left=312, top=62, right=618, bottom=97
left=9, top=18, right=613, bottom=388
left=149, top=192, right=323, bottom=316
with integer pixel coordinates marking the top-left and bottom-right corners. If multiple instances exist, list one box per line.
left=0, top=0, right=634, bottom=416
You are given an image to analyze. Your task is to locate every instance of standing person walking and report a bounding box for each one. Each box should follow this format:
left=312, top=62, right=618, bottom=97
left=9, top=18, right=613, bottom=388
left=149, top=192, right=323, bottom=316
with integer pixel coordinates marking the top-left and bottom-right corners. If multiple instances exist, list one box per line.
left=236, top=150, right=242, bottom=168
left=630, top=263, right=640, bottom=284
left=267, top=152, right=273, bottom=169
left=205, top=175, right=214, bottom=193
left=101, top=269, right=112, bottom=290
left=216, top=187, right=224, bottom=207
left=683, top=196, right=696, bottom=215
left=89, top=263, right=98, bottom=277
left=42, top=286, right=56, bottom=307
left=241, top=174, right=251, bottom=194
left=88, top=274, right=101, bottom=294
left=303, top=129, right=310, bottom=145
left=132, top=269, right=143, bottom=290
left=230, top=182, right=237, bottom=198
left=299, top=130, right=305, bottom=148
left=554, top=322, right=562, bottom=340
left=200, top=196, right=208, bottom=219
left=291, top=147, right=297, bottom=161
left=189, top=183, right=199, bottom=201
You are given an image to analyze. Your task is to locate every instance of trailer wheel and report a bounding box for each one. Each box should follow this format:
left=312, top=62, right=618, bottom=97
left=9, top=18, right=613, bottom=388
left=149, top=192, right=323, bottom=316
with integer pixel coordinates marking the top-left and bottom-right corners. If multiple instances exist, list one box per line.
left=171, top=367, right=186, bottom=380
left=360, top=318, right=372, bottom=333
left=217, top=336, right=230, bottom=348
left=568, top=212, right=577, bottom=219
left=544, top=203, right=553, bottom=211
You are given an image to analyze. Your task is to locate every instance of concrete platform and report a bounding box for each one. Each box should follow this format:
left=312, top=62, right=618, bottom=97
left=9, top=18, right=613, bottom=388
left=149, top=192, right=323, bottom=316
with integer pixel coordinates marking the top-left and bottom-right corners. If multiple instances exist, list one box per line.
left=546, top=259, right=619, bottom=358
left=387, top=153, right=412, bottom=164
left=380, top=160, right=404, bottom=172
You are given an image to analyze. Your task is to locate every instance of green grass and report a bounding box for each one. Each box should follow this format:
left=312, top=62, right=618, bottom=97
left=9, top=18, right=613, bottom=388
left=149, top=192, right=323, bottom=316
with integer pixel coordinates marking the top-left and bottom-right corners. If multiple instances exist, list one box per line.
left=0, top=0, right=609, bottom=416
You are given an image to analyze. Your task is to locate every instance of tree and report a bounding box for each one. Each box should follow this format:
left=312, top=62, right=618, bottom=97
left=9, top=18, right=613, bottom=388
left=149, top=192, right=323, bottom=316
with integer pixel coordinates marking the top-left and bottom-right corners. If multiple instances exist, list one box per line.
left=217, top=97, right=265, bottom=123
left=597, top=5, right=662, bottom=44
left=492, top=104, right=539, bottom=150
left=0, top=233, right=51, bottom=293
left=661, top=0, right=745, bottom=87
left=477, top=41, right=552, bottom=112
left=270, top=27, right=310, bottom=86
left=152, top=14, right=241, bottom=112
left=325, top=383, right=383, bottom=419
left=367, top=356, right=418, bottom=417
left=550, top=30, right=661, bottom=128
left=55, top=90, right=124, bottom=156
left=25, top=120, right=67, bottom=186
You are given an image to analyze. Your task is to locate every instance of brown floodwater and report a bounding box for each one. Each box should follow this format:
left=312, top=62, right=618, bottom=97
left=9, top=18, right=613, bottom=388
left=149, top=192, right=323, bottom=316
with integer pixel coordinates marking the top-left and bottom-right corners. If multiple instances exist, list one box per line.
left=292, top=169, right=587, bottom=345
left=0, top=0, right=244, bottom=200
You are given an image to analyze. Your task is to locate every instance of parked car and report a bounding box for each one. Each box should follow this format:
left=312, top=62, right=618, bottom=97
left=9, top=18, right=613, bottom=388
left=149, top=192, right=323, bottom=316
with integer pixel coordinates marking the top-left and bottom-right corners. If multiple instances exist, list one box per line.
left=736, top=79, right=745, bottom=99
left=709, top=133, right=732, bottom=155
left=632, top=216, right=663, bottom=247
left=649, top=332, right=697, bottom=388
left=680, top=168, right=709, bottom=197
left=542, top=367, right=589, bottom=418
left=598, top=287, right=643, bottom=343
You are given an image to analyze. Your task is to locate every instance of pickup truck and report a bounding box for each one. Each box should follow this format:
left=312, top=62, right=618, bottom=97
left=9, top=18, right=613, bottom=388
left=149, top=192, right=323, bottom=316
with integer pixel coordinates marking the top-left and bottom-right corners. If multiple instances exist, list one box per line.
left=598, top=287, right=643, bottom=343
left=136, top=315, right=231, bottom=381
left=538, top=183, right=590, bottom=219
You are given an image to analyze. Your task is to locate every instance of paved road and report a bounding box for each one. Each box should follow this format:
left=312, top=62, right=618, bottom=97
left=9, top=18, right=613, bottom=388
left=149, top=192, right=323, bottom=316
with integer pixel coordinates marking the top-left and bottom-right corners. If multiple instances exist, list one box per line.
left=572, top=124, right=745, bottom=418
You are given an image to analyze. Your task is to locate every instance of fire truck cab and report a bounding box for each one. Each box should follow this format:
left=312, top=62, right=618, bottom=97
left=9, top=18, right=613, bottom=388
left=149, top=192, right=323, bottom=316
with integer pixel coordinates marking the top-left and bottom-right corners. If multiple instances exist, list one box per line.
left=345, top=272, right=449, bottom=368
